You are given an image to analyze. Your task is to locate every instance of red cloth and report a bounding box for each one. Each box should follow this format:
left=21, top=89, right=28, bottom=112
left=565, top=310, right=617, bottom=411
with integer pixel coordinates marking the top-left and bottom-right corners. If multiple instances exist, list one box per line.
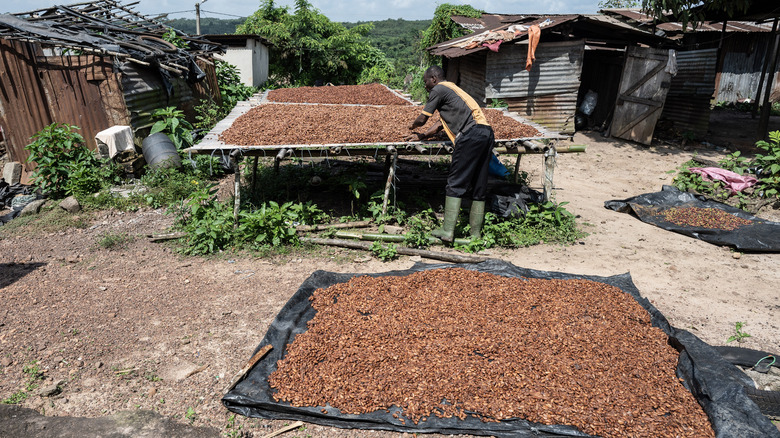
left=526, top=25, right=540, bottom=71
left=483, top=40, right=502, bottom=52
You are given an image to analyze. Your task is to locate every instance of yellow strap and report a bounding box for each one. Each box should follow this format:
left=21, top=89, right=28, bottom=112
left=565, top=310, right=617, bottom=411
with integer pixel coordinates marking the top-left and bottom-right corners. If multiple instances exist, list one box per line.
left=439, top=81, right=489, bottom=126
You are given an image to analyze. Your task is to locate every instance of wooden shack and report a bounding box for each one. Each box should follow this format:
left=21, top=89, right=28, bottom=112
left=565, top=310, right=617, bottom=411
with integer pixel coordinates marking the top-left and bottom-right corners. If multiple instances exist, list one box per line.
left=0, top=1, right=223, bottom=176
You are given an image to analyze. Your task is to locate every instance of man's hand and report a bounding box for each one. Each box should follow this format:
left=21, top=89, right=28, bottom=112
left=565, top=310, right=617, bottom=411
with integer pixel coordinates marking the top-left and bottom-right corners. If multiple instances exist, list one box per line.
left=404, top=132, right=425, bottom=142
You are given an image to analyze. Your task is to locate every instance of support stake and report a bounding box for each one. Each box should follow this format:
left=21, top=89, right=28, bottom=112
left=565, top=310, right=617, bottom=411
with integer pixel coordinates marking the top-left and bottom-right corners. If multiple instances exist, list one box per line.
left=543, top=145, right=557, bottom=202
left=231, top=149, right=242, bottom=225
left=382, top=148, right=397, bottom=216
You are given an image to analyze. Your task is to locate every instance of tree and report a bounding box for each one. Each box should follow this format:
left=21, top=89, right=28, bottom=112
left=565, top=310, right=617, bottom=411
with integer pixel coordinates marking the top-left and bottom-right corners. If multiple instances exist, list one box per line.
left=237, top=0, right=389, bottom=85
left=640, top=0, right=753, bottom=30
left=419, top=4, right=484, bottom=65
left=598, top=0, right=639, bottom=9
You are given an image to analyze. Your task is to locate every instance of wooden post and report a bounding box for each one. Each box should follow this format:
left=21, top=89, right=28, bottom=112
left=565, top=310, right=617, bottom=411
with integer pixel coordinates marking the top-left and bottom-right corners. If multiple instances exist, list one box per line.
left=382, top=147, right=397, bottom=216
left=250, top=156, right=259, bottom=195
left=231, top=150, right=242, bottom=225
left=543, top=145, right=557, bottom=202
left=758, top=23, right=780, bottom=139
left=753, top=18, right=778, bottom=119
left=513, top=153, right=523, bottom=184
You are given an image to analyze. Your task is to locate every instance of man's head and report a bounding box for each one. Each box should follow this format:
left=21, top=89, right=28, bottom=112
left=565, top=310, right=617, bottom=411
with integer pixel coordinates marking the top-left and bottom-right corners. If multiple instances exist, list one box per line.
left=423, top=65, right=445, bottom=92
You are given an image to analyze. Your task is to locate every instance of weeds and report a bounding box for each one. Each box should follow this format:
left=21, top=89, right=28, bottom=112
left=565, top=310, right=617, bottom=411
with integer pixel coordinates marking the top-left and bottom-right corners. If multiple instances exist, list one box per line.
left=1, top=361, right=43, bottom=404
left=96, top=231, right=132, bottom=250
left=370, top=241, right=398, bottom=261
left=726, top=321, right=752, bottom=343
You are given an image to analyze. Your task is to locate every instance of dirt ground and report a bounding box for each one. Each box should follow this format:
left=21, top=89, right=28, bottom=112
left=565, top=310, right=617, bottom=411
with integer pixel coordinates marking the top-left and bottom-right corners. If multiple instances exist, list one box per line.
left=1, top=129, right=779, bottom=437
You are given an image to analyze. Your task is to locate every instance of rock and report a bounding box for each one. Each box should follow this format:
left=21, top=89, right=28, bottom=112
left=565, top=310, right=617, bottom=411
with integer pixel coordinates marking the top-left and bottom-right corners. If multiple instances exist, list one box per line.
left=148, top=388, right=157, bottom=397
left=95, top=361, right=103, bottom=369
left=383, top=225, right=404, bottom=235
left=19, top=199, right=46, bottom=217
left=37, top=380, right=64, bottom=397
left=409, top=256, right=423, bottom=262
left=59, top=196, right=81, bottom=213
left=732, top=252, right=742, bottom=259
left=2, top=162, right=22, bottom=185
left=0, top=357, right=12, bottom=367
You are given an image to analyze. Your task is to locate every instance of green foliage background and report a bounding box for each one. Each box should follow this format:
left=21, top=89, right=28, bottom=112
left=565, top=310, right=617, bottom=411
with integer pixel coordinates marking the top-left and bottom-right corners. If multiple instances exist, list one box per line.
left=236, top=0, right=385, bottom=85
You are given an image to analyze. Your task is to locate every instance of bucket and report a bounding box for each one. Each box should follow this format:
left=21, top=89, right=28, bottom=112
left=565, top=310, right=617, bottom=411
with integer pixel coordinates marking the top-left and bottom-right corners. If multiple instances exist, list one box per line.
left=142, top=133, right=181, bottom=170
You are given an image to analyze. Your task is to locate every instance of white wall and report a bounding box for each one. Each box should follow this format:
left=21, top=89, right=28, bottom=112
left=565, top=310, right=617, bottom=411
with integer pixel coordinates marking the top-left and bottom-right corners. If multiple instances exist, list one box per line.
left=214, top=39, right=269, bottom=88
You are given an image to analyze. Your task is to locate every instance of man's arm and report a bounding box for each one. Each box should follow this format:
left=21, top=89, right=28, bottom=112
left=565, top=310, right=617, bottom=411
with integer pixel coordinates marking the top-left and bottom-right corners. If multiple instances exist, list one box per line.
left=405, top=120, right=443, bottom=141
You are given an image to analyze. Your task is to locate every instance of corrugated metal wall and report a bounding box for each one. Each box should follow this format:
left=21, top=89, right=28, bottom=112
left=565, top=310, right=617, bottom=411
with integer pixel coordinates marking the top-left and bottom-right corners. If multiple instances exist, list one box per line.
left=716, top=33, right=780, bottom=103
left=484, top=40, right=584, bottom=134
left=121, top=59, right=218, bottom=140
left=458, top=52, right=487, bottom=103
left=662, top=48, right=717, bottom=137
left=0, top=39, right=127, bottom=171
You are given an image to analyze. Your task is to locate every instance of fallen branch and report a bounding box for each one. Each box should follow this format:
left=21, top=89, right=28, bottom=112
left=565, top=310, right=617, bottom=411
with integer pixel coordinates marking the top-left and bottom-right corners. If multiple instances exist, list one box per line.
left=224, top=344, right=273, bottom=394
left=148, top=232, right=186, bottom=242
left=262, top=421, right=304, bottom=438
left=296, top=220, right=372, bottom=232
left=300, top=237, right=491, bottom=264
left=185, top=364, right=209, bottom=379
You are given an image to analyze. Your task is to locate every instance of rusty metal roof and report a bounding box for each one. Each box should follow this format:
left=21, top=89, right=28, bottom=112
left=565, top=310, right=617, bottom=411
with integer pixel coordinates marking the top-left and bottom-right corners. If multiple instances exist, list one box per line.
left=429, top=14, right=579, bottom=58
left=0, top=0, right=223, bottom=79
left=602, top=8, right=774, bottom=33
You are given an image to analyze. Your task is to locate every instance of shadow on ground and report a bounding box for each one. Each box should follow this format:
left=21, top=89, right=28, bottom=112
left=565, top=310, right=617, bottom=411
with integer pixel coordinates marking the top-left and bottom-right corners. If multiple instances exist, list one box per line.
left=0, top=404, right=219, bottom=438
left=0, top=262, right=46, bottom=289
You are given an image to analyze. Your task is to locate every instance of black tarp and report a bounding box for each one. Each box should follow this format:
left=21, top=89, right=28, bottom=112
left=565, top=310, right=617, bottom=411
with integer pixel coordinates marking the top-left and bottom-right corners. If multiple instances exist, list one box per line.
left=222, top=260, right=779, bottom=437
left=605, top=186, right=780, bottom=252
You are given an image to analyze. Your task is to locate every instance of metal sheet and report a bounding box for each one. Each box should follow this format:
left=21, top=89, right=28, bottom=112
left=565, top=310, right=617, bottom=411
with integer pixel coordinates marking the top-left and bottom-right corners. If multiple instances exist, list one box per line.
left=429, top=15, right=579, bottom=58
left=506, top=92, right=578, bottom=135
left=485, top=40, right=585, bottom=99
left=0, top=39, right=121, bottom=170
left=120, top=62, right=212, bottom=137
left=716, top=33, right=780, bottom=103
left=602, top=9, right=774, bottom=33
left=662, top=48, right=717, bottom=136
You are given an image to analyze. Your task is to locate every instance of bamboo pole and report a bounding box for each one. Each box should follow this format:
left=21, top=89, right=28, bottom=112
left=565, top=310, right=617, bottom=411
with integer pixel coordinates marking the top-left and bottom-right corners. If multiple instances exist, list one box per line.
left=301, top=237, right=490, bottom=264
left=296, top=221, right=372, bottom=232
left=332, top=231, right=473, bottom=247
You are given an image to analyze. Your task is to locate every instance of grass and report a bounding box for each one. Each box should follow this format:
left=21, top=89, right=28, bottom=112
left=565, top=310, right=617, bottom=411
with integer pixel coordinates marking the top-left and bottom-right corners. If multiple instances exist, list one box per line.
left=96, top=231, right=133, bottom=250
left=1, top=361, right=43, bottom=404
left=0, top=205, right=90, bottom=238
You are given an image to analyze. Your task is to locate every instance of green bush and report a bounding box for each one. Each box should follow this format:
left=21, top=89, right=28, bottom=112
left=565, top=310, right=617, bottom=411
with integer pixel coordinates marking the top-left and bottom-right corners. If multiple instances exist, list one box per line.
left=177, top=185, right=235, bottom=255
left=674, top=130, right=780, bottom=205
left=25, top=123, right=98, bottom=198
left=150, top=107, right=194, bottom=150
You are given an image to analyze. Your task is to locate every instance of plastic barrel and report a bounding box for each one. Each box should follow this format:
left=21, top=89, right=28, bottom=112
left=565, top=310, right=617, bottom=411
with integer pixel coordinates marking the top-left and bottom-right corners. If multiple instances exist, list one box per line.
left=142, top=133, right=182, bottom=169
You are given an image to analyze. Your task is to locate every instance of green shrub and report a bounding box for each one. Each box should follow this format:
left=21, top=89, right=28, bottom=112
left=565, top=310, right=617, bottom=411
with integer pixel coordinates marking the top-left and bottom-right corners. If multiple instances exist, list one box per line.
left=150, top=107, right=194, bottom=150
left=25, top=123, right=97, bottom=198
left=177, top=185, right=235, bottom=255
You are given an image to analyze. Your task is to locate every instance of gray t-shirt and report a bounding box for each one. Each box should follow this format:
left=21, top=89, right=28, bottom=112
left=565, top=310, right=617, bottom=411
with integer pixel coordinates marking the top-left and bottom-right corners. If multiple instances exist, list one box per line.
left=422, top=81, right=489, bottom=143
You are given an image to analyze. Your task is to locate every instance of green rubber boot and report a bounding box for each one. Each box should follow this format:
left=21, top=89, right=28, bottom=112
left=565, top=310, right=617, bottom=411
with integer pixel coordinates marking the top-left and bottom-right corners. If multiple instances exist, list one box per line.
left=432, top=196, right=461, bottom=243
left=469, top=200, right=486, bottom=239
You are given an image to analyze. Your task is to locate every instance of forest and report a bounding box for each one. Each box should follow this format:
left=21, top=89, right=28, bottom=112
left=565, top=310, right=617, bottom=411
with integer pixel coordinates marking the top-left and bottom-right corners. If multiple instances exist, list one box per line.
left=166, top=17, right=430, bottom=74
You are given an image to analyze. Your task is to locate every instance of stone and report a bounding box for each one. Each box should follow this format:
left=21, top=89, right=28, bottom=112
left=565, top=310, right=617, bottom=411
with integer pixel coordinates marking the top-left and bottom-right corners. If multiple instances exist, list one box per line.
left=37, top=380, right=64, bottom=397
left=383, top=225, right=404, bottom=235
left=0, top=357, right=11, bottom=367
left=59, top=196, right=81, bottom=213
left=2, top=162, right=22, bottom=185
left=19, top=199, right=46, bottom=217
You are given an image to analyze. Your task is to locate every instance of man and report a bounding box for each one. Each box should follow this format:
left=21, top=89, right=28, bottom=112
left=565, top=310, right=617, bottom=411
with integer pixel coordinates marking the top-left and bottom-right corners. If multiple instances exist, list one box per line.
left=406, top=65, right=494, bottom=242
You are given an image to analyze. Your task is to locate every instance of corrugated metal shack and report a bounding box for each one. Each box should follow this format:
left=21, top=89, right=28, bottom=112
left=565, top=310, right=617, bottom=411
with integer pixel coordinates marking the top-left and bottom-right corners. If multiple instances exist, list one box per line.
left=603, top=9, right=779, bottom=104
left=0, top=0, right=223, bottom=175
left=427, top=14, right=666, bottom=136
